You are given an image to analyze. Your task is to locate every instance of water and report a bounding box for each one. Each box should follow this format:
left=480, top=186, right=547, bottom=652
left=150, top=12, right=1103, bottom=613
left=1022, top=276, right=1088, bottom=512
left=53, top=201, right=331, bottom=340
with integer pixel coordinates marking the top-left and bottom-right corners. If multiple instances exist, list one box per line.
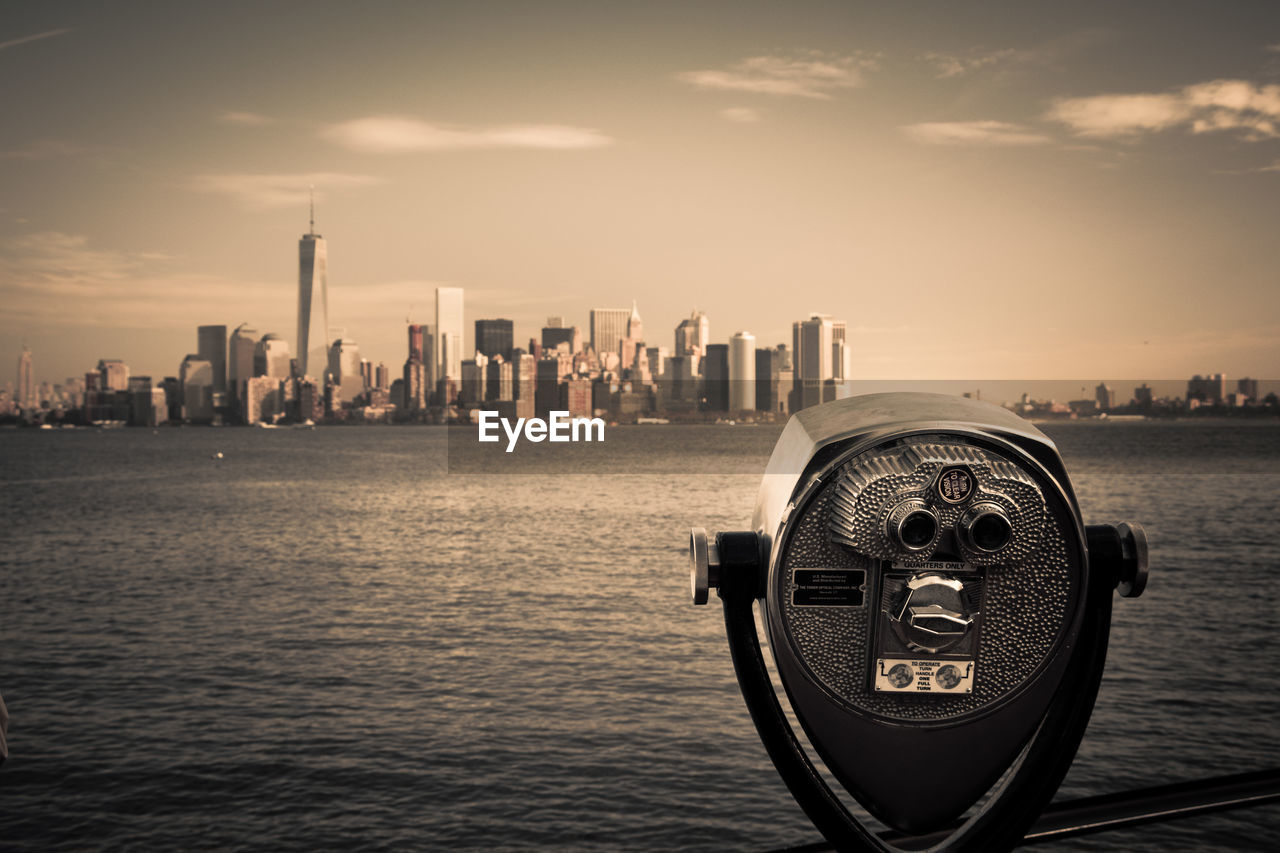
left=1, top=421, right=1277, bottom=851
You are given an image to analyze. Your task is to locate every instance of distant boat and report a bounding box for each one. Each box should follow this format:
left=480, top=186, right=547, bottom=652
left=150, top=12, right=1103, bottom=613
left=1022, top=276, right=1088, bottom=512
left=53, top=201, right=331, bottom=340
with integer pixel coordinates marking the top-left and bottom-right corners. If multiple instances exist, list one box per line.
left=636, top=417, right=670, bottom=425
left=292, top=420, right=315, bottom=430
left=212, top=451, right=224, bottom=460
left=255, top=422, right=279, bottom=429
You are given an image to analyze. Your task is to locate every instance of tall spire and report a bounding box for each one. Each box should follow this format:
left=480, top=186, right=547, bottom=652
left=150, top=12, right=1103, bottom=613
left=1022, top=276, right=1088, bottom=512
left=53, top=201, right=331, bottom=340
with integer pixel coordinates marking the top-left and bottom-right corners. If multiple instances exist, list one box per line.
left=309, top=184, right=315, bottom=235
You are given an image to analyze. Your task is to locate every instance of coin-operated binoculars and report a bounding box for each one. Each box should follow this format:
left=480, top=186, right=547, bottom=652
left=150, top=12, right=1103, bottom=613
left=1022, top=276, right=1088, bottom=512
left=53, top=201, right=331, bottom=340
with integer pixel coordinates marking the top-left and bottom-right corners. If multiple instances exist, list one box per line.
left=689, top=393, right=1148, bottom=851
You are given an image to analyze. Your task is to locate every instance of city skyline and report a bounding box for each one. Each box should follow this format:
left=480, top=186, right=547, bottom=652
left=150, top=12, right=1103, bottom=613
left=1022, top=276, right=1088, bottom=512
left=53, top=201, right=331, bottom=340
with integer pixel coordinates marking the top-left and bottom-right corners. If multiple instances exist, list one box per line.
left=2, top=3, right=1279, bottom=385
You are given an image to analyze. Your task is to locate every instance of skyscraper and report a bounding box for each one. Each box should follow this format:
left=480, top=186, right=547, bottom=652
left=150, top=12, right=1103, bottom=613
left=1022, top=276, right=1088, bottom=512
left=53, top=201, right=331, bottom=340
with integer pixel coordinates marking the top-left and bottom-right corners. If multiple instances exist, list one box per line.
left=729, top=332, right=756, bottom=412
left=180, top=355, right=214, bottom=422
left=436, top=287, right=464, bottom=382
left=297, top=197, right=329, bottom=379
left=16, top=346, right=33, bottom=410
left=98, top=358, right=129, bottom=391
left=254, top=334, right=291, bottom=379
left=675, top=309, right=710, bottom=357
left=475, top=318, right=514, bottom=361
left=228, top=323, right=257, bottom=403
left=792, top=313, right=849, bottom=410
left=197, top=325, right=227, bottom=393
left=703, top=344, right=730, bottom=411
left=590, top=308, right=631, bottom=360
left=627, top=300, right=643, bottom=342
left=328, top=338, right=362, bottom=403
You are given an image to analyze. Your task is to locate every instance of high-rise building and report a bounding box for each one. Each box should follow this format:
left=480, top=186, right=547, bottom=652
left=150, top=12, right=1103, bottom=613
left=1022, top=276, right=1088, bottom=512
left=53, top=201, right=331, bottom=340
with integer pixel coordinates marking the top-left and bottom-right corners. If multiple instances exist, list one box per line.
left=794, top=315, right=834, bottom=382
left=328, top=338, right=362, bottom=404
left=756, top=346, right=793, bottom=416
left=436, top=287, right=464, bottom=381
left=460, top=353, right=489, bottom=404
left=180, top=355, right=214, bottom=422
left=704, top=344, right=730, bottom=411
left=793, top=314, right=846, bottom=410
left=627, top=300, right=643, bottom=342
left=475, top=319, right=514, bottom=361
left=1238, top=377, right=1259, bottom=402
left=1187, top=373, right=1226, bottom=405
left=407, top=324, right=425, bottom=362
left=98, top=358, right=129, bottom=392
left=542, top=324, right=580, bottom=353
left=512, top=351, right=536, bottom=419
left=244, top=375, right=282, bottom=424
left=831, top=320, right=850, bottom=384
left=255, top=334, right=292, bottom=379
left=729, top=332, right=756, bottom=412
left=228, top=323, right=257, bottom=404
left=375, top=362, right=390, bottom=390
left=675, top=309, right=710, bottom=357
left=297, top=200, right=329, bottom=379
left=197, top=325, right=227, bottom=393
left=646, top=346, right=669, bottom=381
left=1134, top=383, right=1154, bottom=408
left=16, top=346, right=33, bottom=410
left=590, top=308, right=631, bottom=359
left=1095, top=382, right=1115, bottom=411
left=485, top=357, right=513, bottom=402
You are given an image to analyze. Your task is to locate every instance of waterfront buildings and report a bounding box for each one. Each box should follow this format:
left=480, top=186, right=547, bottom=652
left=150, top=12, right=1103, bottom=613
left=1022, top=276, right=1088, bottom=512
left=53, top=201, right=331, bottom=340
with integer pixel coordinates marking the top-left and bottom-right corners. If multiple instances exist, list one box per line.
left=792, top=314, right=850, bottom=411
left=255, top=334, right=292, bottom=379
left=755, top=345, right=793, bottom=416
left=704, top=343, right=730, bottom=412
left=436, top=287, right=464, bottom=383
left=328, top=338, right=362, bottom=403
left=98, top=358, right=129, bottom=392
left=197, top=325, right=227, bottom=395
left=675, top=310, right=709, bottom=358
left=228, top=324, right=257, bottom=405
left=590, top=307, right=631, bottom=361
left=729, top=332, right=756, bottom=412
left=297, top=201, right=329, bottom=380
left=16, top=346, right=33, bottom=410
left=475, top=319, right=514, bottom=361
left=179, top=355, right=214, bottom=423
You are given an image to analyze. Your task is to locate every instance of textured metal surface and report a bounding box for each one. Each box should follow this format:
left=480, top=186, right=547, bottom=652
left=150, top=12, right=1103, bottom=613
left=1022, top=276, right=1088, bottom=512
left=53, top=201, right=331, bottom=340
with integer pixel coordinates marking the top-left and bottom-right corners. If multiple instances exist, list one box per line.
left=777, top=436, right=1076, bottom=722
left=827, top=438, right=1047, bottom=566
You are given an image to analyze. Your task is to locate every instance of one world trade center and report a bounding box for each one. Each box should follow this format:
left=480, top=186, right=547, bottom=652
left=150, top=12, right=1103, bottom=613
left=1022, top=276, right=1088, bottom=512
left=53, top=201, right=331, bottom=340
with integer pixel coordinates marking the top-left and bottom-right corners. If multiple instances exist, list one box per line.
left=297, top=193, right=329, bottom=381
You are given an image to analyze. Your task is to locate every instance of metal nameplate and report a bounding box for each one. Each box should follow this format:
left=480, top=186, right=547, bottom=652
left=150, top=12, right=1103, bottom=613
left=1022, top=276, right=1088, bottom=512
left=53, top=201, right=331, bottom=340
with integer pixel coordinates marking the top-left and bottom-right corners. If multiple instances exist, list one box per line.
left=792, top=569, right=866, bottom=607
left=874, top=658, right=975, bottom=693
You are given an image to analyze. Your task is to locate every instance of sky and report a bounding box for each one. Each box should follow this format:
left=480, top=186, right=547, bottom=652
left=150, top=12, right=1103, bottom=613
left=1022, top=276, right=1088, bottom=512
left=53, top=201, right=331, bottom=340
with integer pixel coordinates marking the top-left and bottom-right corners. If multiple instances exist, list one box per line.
left=2, top=1, right=1278, bottom=391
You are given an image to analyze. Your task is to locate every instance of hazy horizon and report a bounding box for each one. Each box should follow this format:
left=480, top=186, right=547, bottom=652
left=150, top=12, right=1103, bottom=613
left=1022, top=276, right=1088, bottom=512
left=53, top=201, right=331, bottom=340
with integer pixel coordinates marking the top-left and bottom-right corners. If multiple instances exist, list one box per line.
left=2, top=2, right=1278, bottom=387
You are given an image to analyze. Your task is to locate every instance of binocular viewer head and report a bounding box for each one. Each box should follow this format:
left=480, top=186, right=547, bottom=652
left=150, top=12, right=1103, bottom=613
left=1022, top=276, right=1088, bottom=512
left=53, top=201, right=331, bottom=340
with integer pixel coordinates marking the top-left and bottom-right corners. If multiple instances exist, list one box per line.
left=689, top=393, right=1148, bottom=840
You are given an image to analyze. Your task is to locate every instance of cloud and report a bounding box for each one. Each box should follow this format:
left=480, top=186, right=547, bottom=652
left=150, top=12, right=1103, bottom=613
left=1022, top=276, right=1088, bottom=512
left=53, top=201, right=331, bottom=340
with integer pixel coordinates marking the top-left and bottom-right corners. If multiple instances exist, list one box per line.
left=0, top=28, right=69, bottom=52
left=186, top=172, right=383, bottom=208
left=920, top=49, right=1022, bottom=79
left=719, top=107, right=762, bottom=123
left=903, top=120, right=1051, bottom=146
left=218, top=111, right=273, bottom=126
left=1047, top=79, right=1280, bottom=139
left=676, top=52, right=875, bottom=99
left=0, top=232, right=250, bottom=330
left=323, top=116, right=613, bottom=153
left=0, top=139, right=90, bottom=160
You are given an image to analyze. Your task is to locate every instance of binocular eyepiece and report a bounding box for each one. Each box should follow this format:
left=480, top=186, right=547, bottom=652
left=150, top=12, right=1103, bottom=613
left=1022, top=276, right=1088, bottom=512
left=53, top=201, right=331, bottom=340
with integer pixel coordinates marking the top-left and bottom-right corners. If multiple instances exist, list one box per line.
left=688, top=393, right=1148, bottom=850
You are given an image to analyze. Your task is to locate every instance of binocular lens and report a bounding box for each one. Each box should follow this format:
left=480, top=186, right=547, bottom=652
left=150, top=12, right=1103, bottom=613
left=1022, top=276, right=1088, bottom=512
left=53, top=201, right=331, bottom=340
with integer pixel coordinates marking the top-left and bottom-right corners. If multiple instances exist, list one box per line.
left=967, top=509, right=1012, bottom=552
left=899, top=511, right=938, bottom=550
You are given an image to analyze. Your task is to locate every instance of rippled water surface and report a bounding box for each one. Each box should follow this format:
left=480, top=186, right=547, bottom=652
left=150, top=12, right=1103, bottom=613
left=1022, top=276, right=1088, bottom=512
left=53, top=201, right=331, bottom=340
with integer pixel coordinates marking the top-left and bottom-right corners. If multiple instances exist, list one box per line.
left=1, top=420, right=1278, bottom=851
